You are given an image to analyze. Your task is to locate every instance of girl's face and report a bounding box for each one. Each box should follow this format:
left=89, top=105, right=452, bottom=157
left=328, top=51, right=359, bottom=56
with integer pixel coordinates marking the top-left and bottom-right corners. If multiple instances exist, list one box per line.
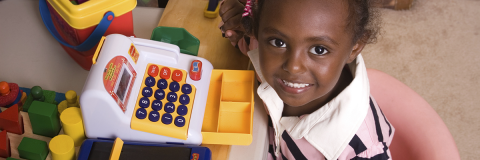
left=258, top=0, right=365, bottom=108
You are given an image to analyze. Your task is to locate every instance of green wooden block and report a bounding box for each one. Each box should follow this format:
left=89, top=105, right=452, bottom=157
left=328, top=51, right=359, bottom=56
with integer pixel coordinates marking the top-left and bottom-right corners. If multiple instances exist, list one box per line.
left=17, top=137, right=48, bottom=160
left=23, top=90, right=57, bottom=112
left=28, top=101, right=61, bottom=137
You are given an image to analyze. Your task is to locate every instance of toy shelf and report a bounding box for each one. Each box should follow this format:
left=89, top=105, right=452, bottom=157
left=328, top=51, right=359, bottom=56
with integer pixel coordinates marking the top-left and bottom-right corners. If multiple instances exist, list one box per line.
left=201, top=70, right=255, bottom=145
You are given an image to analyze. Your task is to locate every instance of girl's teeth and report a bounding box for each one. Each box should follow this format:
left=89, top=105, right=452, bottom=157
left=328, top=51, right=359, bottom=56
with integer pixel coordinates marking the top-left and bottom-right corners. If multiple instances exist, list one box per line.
left=282, top=80, right=310, bottom=88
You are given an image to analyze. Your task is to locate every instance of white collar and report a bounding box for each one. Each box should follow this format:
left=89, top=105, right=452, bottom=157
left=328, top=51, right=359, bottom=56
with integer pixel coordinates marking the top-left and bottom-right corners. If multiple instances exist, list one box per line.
left=248, top=49, right=370, bottom=160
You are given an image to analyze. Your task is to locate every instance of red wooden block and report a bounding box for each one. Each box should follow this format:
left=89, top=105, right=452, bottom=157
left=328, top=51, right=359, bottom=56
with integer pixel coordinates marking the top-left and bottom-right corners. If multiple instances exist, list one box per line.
left=0, top=130, right=10, bottom=158
left=0, top=104, right=24, bottom=135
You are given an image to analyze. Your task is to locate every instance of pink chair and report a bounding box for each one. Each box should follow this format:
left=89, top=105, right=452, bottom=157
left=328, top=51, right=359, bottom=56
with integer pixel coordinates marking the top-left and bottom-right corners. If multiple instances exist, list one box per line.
left=367, top=69, right=460, bottom=160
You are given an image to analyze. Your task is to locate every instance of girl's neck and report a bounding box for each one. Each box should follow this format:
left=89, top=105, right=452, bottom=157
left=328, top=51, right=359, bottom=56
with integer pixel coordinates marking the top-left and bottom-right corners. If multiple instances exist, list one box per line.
left=282, top=65, right=354, bottom=117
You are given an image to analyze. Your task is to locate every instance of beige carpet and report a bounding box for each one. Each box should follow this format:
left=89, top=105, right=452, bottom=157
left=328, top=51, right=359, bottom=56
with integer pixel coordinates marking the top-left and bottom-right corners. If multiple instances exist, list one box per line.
left=361, top=0, right=480, bottom=159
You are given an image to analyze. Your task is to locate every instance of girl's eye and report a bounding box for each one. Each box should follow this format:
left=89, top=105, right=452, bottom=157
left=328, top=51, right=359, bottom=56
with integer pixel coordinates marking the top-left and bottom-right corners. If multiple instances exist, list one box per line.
left=269, top=39, right=286, bottom=48
left=309, top=46, right=328, bottom=55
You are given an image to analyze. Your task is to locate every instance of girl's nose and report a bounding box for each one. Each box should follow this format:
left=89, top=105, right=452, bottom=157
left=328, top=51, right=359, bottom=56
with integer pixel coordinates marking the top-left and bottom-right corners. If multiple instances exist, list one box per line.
left=282, top=49, right=307, bottom=74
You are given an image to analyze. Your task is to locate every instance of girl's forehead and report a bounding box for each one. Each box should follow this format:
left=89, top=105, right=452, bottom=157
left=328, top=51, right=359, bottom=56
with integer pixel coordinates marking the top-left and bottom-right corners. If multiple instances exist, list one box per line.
left=261, top=0, right=349, bottom=24
left=260, top=0, right=350, bottom=35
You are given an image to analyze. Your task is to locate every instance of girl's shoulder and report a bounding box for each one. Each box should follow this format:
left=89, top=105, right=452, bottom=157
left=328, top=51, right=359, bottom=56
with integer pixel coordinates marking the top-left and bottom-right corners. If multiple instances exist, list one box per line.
left=338, top=96, right=395, bottom=159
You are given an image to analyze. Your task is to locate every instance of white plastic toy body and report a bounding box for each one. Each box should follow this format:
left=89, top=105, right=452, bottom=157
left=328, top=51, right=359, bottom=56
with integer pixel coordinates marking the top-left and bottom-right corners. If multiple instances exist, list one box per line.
left=80, top=34, right=213, bottom=145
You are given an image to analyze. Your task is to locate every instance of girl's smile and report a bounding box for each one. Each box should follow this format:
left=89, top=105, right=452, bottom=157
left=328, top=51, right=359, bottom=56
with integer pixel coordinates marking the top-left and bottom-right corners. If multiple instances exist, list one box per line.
left=278, top=78, right=313, bottom=94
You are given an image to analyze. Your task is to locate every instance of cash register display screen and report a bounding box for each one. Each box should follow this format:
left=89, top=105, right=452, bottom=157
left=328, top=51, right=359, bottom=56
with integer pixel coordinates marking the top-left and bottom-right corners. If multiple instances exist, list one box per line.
left=115, top=65, right=132, bottom=102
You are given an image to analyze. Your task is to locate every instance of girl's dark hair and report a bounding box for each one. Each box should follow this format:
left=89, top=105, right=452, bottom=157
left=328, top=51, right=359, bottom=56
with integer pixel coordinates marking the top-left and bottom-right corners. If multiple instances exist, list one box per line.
left=346, top=0, right=380, bottom=44
left=243, top=0, right=380, bottom=44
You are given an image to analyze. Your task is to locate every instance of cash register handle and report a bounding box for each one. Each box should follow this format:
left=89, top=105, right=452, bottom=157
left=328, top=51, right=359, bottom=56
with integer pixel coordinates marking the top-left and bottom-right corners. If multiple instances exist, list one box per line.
left=130, top=37, right=181, bottom=63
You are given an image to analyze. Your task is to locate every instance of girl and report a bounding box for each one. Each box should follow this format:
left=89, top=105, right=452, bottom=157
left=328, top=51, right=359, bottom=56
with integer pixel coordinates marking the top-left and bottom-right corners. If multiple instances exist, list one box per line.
left=221, top=0, right=394, bottom=159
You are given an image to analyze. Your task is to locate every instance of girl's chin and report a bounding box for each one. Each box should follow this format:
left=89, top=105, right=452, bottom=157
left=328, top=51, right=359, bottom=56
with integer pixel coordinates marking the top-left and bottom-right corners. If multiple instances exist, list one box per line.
left=278, top=95, right=310, bottom=107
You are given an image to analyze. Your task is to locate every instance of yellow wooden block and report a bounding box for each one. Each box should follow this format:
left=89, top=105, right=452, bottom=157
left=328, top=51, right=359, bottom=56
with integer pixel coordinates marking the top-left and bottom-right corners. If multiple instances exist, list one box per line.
left=109, top=137, right=124, bottom=160
left=18, top=92, right=27, bottom=111
left=49, top=134, right=75, bottom=160
left=58, top=100, right=68, bottom=114
left=60, top=107, right=86, bottom=147
left=20, top=92, right=27, bottom=104
left=65, top=90, right=80, bottom=108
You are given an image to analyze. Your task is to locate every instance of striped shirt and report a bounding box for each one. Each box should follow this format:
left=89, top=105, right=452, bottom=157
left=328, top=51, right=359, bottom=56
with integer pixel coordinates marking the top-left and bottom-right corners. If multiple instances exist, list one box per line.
left=248, top=49, right=394, bottom=160
left=267, top=97, right=394, bottom=160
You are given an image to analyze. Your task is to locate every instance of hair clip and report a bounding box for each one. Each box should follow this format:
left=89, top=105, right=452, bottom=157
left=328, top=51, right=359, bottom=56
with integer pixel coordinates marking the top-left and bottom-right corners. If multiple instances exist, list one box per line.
left=242, top=0, right=252, bottom=17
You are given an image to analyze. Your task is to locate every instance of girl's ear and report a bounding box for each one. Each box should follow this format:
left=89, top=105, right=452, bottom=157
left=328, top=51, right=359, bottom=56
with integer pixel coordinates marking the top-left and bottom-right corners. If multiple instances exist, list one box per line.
left=347, top=38, right=367, bottom=64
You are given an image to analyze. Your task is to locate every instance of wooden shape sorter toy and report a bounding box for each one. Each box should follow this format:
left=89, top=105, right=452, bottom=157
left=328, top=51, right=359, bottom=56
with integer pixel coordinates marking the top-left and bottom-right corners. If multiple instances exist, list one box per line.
left=80, top=34, right=213, bottom=145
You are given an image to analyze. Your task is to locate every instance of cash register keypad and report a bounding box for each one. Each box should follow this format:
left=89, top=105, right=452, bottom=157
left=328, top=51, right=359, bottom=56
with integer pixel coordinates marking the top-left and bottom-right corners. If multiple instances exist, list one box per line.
left=130, top=64, right=196, bottom=140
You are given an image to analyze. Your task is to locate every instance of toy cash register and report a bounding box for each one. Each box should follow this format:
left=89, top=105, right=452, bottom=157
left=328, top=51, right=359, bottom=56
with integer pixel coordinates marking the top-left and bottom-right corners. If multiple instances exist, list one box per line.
left=80, top=34, right=213, bottom=145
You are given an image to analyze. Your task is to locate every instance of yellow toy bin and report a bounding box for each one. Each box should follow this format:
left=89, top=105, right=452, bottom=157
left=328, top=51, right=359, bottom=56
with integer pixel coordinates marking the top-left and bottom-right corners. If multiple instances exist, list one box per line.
left=41, top=0, right=136, bottom=70
left=202, top=70, right=255, bottom=145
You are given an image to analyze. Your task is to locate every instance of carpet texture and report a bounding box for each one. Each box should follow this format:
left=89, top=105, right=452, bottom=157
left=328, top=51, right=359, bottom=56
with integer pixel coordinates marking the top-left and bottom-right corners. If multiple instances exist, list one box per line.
left=361, top=0, right=480, bottom=159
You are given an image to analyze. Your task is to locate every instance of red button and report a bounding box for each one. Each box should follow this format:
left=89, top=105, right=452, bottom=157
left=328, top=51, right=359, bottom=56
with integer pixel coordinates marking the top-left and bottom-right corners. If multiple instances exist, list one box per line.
left=189, top=60, right=202, bottom=81
left=172, top=70, right=183, bottom=82
left=160, top=67, right=171, bottom=79
left=148, top=65, right=159, bottom=77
